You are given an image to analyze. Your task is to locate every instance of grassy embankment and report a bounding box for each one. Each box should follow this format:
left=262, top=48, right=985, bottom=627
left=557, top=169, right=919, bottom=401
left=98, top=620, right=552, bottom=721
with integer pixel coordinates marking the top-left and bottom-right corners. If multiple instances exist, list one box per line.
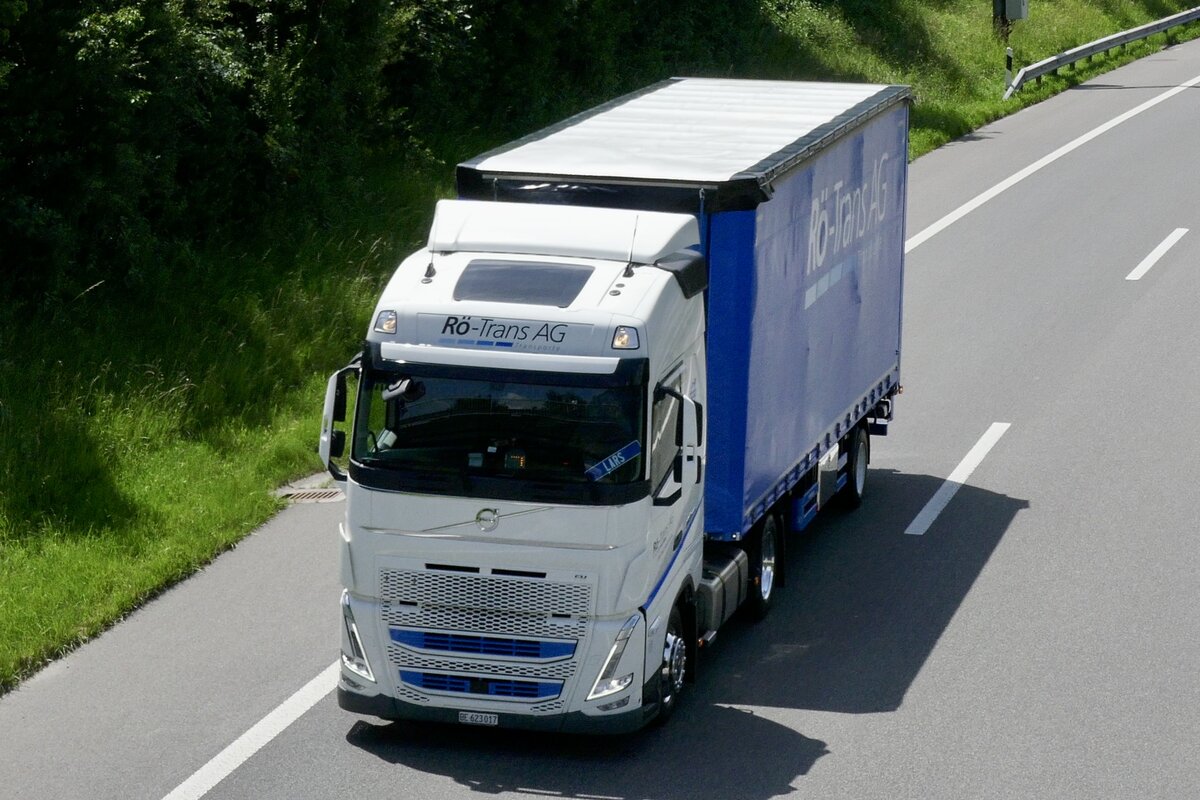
left=2, top=0, right=1198, bottom=692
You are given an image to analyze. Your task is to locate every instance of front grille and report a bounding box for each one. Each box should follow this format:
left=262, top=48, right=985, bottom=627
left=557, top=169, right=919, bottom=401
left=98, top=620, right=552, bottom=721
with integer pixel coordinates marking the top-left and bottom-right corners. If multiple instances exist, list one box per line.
left=394, top=684, right=430, bottom=704
left=380, top=566, right=592, bottom=711
left=380, top=569, right=591, bottom=616
left=400, top=671, right=562, bottom=700
left=390, top=629, right=575, bottom=660
left=382, top=604, right=588, bottom=640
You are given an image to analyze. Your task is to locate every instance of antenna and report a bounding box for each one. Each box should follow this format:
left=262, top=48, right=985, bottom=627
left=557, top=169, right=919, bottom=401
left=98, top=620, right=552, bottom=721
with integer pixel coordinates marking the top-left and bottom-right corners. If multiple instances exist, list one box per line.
left=624, top=216, right=639, bottom=277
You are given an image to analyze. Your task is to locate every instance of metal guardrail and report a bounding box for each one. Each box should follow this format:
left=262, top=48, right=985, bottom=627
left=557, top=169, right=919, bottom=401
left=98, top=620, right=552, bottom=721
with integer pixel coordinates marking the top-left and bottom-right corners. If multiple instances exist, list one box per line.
left=1004, top=6, right=1200, bottom=99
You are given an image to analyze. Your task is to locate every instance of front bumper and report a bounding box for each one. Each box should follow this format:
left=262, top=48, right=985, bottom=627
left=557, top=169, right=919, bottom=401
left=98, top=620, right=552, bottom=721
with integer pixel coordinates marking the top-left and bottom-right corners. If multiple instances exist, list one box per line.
left=338, top=686, right=653, bottom=734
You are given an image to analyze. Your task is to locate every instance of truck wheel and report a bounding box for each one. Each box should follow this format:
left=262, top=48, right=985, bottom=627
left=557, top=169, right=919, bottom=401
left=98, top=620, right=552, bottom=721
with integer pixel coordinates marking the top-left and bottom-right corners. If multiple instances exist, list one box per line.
left=656, top=605, right=687, bottom=724
left=747, top=512, right=780, bottom=621
left=841, top=425, right=869, bottom=509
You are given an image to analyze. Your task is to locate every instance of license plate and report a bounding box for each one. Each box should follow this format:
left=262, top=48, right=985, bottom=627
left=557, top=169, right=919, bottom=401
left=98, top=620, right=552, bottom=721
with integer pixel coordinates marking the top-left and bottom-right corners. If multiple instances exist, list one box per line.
left=458, top=711, right=499, bottom=727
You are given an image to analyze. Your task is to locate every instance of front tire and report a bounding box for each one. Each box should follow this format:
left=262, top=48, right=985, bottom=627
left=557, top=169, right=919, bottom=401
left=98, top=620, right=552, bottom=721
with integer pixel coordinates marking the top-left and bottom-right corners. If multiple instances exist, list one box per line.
left=746, top=512, right=781, bottom=621
left=656, top=605, right=687, bottom=724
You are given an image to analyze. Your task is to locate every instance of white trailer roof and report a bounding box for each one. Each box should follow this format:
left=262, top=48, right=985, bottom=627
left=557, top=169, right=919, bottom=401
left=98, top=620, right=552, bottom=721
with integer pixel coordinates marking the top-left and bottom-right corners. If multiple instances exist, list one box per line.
left=458, top=78, right=910, bottom=210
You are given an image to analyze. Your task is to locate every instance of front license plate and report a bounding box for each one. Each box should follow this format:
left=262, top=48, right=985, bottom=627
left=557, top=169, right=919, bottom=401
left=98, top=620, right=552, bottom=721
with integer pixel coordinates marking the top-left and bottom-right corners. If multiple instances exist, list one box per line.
left=458, top=711, right=499, bottom=727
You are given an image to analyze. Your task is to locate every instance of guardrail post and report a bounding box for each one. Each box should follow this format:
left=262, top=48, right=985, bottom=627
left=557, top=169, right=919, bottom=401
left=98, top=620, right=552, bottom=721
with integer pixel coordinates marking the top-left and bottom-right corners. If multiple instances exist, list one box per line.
left=1005, top=47, right=1013, bottom=92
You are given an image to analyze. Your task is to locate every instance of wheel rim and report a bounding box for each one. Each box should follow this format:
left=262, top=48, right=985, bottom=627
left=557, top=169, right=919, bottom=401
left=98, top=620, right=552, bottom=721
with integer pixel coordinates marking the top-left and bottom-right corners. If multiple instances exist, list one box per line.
left=854, top=438, right=868, bottom=496
left=759, top=518, right=777, bottom=602
left=661, top=628, right=686, bottom=702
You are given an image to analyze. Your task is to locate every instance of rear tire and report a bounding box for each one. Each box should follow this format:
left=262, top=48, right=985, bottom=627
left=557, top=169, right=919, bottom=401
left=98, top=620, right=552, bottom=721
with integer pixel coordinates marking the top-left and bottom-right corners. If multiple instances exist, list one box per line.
left=841, top=425, right=869, bottom=509
left=746, top=512, right=781, bottom=621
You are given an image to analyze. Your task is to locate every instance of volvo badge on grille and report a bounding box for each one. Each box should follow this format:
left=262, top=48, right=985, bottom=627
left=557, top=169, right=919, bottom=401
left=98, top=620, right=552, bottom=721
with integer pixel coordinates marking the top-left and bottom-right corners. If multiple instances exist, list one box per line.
left=476, top=508, right=499, bottom=532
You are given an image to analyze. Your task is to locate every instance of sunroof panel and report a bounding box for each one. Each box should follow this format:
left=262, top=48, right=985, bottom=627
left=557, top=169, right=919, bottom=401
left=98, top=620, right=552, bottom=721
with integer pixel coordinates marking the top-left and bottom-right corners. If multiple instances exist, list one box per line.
left=454, top=260, right=594, bottom=308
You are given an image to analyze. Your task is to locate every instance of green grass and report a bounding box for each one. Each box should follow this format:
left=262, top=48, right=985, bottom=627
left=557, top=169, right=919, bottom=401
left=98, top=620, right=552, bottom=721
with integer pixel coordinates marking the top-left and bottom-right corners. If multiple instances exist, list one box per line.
left=749, top=0, right=1200, bottom=156
left=0, top=166, right=448, bottom=688
left=2, top=0, right=1198, bottom=692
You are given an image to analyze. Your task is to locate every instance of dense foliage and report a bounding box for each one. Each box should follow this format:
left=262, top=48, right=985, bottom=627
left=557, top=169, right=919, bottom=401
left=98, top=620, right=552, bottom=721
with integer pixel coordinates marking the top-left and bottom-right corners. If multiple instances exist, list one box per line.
left=0, top=0, right=395, bottom=305
left=0, top=0, right=800, bottom=310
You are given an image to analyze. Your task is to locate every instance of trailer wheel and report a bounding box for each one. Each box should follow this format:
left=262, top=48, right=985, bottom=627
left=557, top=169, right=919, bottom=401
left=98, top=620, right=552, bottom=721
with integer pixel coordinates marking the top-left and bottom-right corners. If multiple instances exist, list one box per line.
left=655, top=604, right=687, bottom=724
left=841, top=425, right=870, bottom=509
left=747, top=512, right=781, bottom=621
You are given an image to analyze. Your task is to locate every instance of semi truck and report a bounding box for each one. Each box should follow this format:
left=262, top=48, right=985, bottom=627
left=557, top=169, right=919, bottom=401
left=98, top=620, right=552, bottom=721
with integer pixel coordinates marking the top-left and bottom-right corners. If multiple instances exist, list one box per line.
left=319, top=78, right=910, bottom=732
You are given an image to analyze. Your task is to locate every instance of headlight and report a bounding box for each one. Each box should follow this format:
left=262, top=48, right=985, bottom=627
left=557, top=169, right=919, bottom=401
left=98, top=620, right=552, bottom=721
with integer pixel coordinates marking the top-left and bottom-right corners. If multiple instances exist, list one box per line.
left=587, top=614, right=641, bottom=700
left=611, top=326, right=640, bottom=350
left=341, top=590, right=376, bottom=682
left=374, top=310, right=398, bottom=334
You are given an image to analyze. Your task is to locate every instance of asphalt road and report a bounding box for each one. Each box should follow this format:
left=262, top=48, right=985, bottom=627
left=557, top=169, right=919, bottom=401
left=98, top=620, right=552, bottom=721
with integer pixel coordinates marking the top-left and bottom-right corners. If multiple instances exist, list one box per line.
left=4, top=38, right=1200, bottom=800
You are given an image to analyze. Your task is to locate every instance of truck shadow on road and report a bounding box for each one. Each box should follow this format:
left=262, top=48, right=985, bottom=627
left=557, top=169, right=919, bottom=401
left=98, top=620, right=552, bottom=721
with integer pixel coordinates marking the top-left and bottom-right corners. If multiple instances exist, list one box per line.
left=706, top=468, right=1029, bottom=715
left=347, top=702, right=827, bottom=800
left=345, top=469, right=1026, bottom=798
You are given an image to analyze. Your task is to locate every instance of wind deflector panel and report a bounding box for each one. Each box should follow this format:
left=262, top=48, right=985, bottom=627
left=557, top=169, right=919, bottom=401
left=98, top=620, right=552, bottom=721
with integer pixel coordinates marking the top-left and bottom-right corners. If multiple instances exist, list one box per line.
left=456, top=177, right=709, bottom=215
left=454, top=260, right=594, bottom=308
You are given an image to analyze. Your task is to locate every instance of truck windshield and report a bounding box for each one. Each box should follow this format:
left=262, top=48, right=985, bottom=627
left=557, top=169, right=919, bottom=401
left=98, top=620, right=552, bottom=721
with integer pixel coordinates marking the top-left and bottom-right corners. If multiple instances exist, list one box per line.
left=351, top=363, right=648, bottom=503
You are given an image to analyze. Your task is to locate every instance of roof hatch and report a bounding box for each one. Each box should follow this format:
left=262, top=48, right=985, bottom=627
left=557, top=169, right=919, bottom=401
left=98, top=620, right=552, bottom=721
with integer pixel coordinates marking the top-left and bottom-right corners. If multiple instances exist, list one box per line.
left=453, top=260, right=593, bottom=308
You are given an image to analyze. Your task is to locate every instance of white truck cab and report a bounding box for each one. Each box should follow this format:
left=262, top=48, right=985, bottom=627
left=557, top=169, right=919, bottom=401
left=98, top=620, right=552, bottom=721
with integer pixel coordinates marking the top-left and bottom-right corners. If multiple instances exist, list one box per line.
left=322, top=199, right=709, bottom=731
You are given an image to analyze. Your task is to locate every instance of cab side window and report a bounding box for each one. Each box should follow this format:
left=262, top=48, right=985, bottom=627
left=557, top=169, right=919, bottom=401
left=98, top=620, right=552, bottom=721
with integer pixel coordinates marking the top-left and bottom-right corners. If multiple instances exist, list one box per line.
left=650, top=376, right=682, bottom=489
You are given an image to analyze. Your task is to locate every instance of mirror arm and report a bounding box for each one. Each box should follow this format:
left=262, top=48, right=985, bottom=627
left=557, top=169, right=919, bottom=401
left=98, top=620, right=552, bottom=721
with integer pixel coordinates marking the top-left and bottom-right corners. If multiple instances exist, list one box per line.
left=654, top=487, right=682, bottom=507
left=327, top=460, right=347, bottom=483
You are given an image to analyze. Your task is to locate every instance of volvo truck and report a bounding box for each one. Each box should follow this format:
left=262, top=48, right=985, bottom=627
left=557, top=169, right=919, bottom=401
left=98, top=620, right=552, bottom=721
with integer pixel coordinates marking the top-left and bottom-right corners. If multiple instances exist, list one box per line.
left=320, top=78, right=910, bottom=732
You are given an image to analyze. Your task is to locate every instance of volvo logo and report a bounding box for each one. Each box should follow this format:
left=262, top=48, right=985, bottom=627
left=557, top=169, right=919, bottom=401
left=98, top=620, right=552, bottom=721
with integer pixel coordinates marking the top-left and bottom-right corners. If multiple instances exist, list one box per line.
left=475, top=508, right=500, bottom=532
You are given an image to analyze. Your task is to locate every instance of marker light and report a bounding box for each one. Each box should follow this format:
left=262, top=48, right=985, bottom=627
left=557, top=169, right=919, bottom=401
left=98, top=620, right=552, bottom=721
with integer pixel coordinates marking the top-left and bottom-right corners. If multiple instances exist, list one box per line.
left=374, top=310, right=398, bottom=334
left=587, top=614, right=641, bottom=700
left=341, top=590, right=376, bottom=682
left=597, top=696, right=631, bottom=712
left=611, top=326, right=640, bottom=350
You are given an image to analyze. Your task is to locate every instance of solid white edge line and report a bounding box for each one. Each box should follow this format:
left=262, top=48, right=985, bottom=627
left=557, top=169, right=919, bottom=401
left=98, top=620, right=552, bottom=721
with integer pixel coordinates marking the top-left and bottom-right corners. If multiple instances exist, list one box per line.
left=905, top=72, right=1200, bottom=254
left=1125, top=228, right=1188, bottom=281
left=905, top=423, right=1012, bottom=536
left=161, top=661, right=340, bottom=800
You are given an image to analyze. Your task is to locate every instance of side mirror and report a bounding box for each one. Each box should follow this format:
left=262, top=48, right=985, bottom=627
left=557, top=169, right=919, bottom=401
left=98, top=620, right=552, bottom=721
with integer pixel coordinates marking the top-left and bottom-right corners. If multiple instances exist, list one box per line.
left=680, top=397, right=700, bottom=485
left=329, top=430, right=346, bottom=459
left=320, top=361, right=359, bottom=482
left=681, top=397, right=699, bottom=449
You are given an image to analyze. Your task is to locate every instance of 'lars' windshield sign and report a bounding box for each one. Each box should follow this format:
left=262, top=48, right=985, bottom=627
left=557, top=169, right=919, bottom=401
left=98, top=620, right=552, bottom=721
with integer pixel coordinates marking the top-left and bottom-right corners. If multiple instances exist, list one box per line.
left=418, top=313, right=593, bottom=354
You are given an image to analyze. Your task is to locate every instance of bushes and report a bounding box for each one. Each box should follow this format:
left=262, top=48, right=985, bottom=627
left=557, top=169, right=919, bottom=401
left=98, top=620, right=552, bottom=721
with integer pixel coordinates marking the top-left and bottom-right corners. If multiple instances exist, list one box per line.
left=0, top=0, right=392, bottom=307
left=0, top=0, right=790, bottom=310
left=381, top=0, right=782, bottom=154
